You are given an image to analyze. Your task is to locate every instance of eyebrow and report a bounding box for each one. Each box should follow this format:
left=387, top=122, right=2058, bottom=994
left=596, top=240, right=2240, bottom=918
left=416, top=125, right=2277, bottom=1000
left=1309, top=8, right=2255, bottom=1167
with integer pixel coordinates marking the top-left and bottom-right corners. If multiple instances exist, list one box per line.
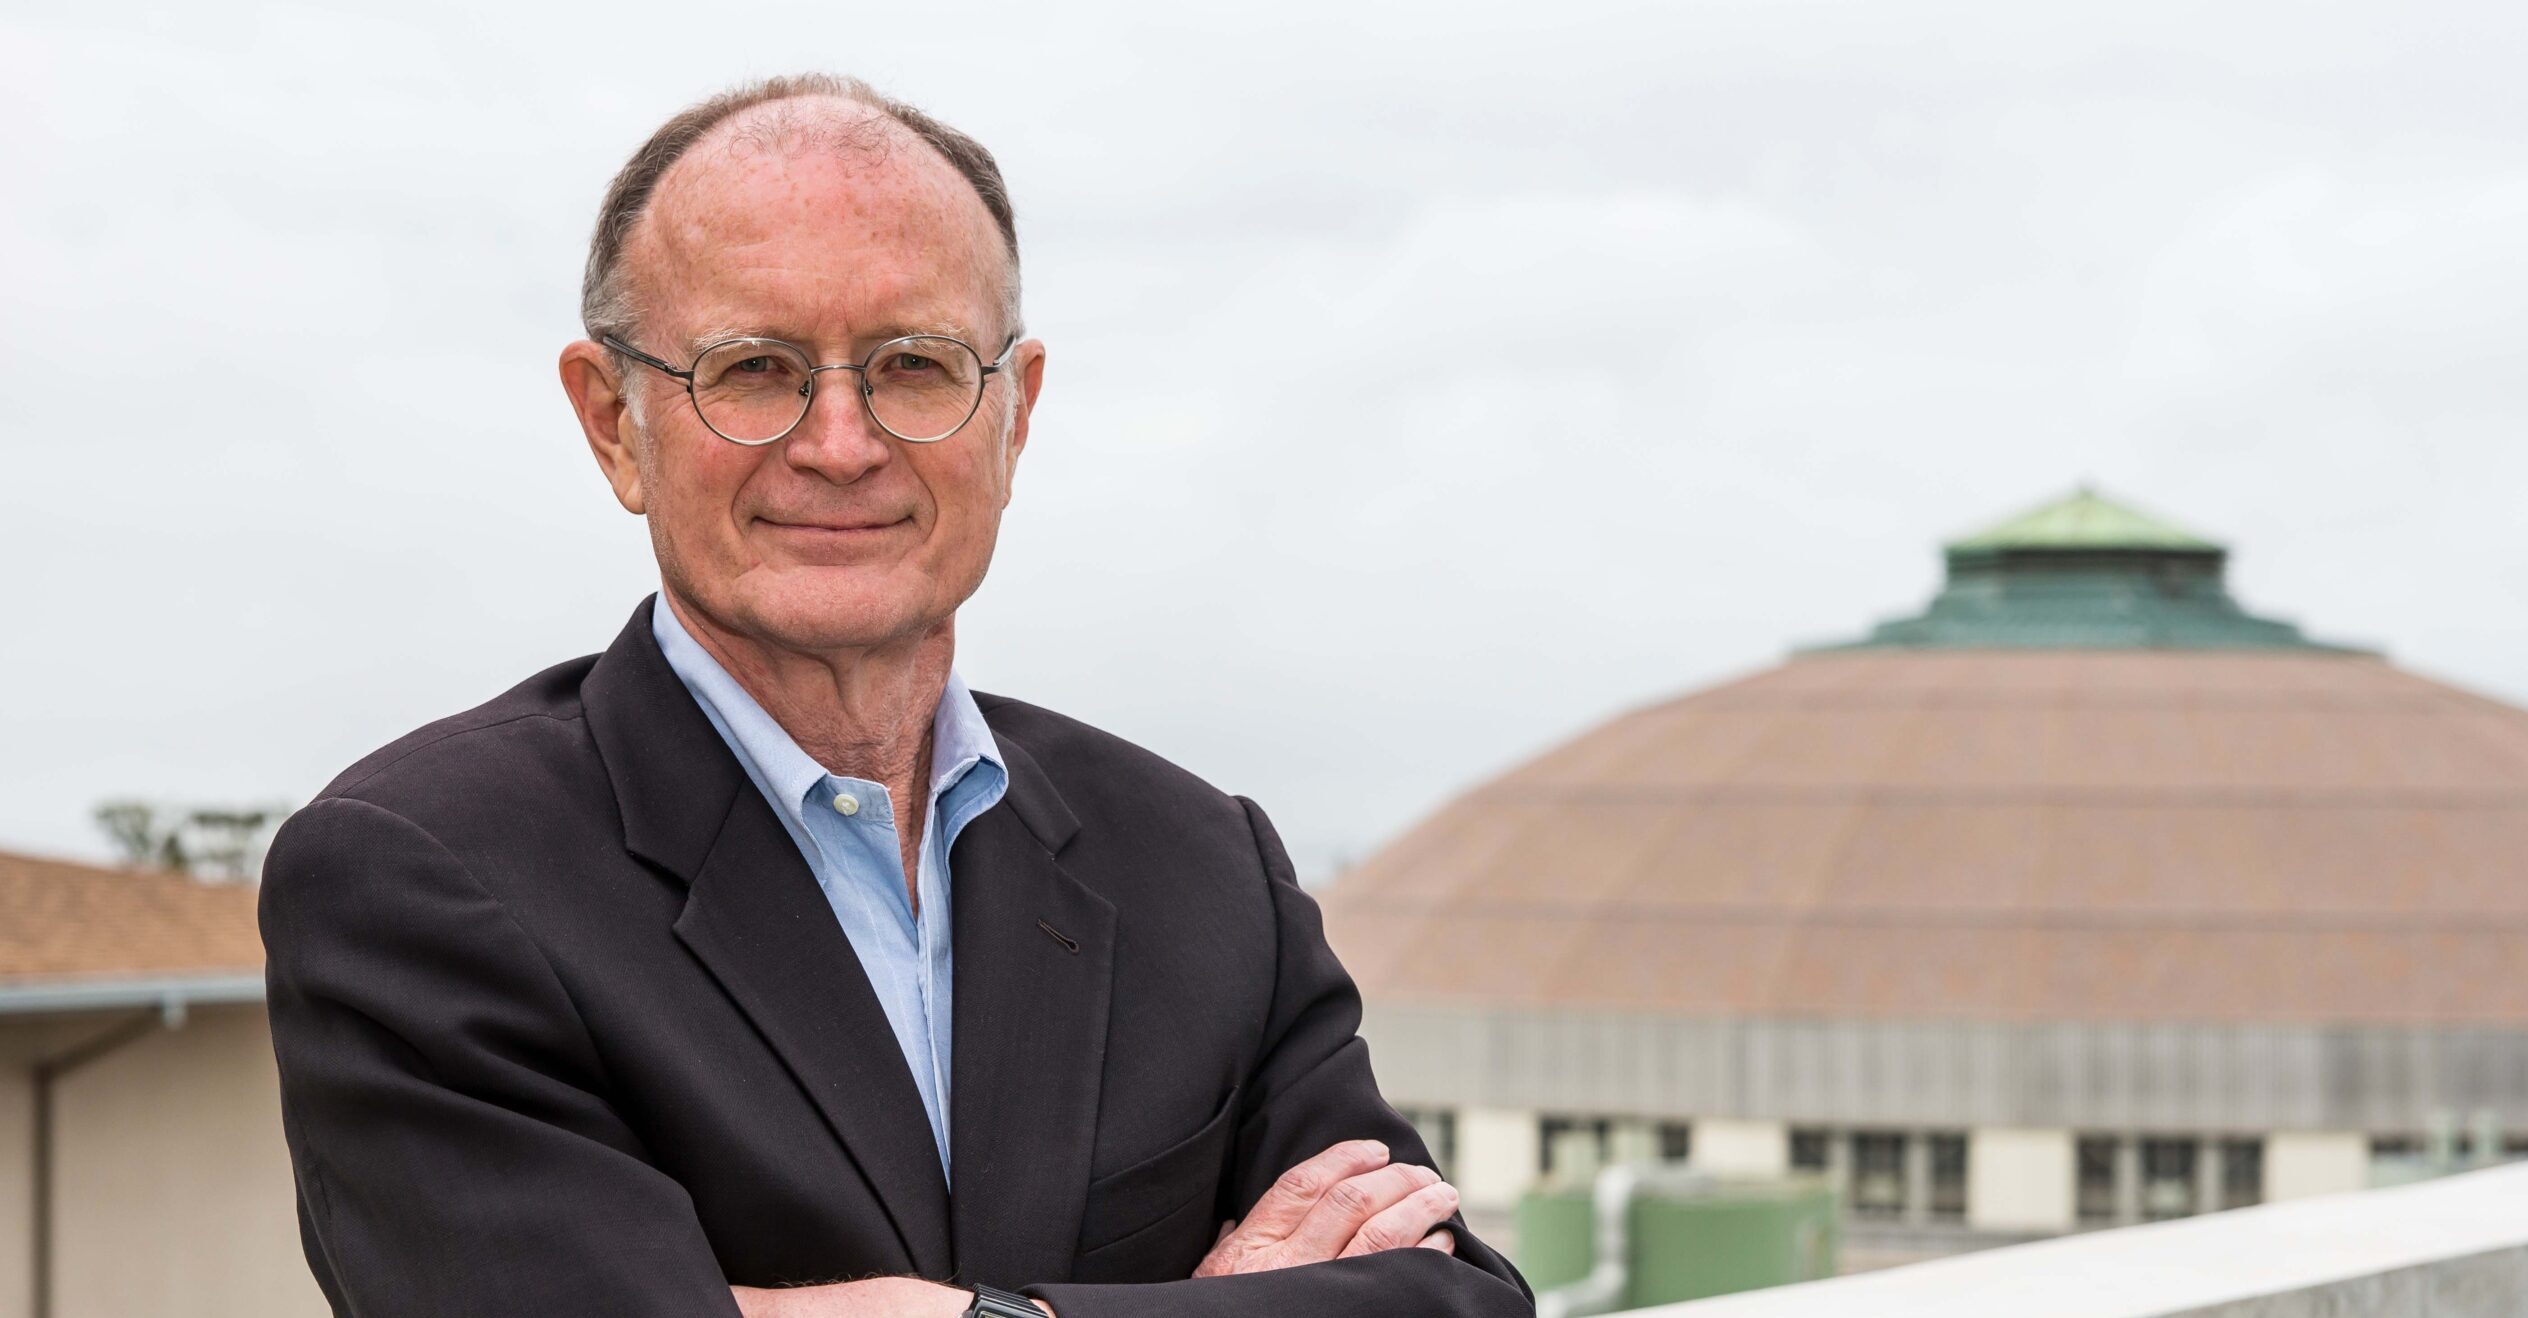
left=679, top=320, right=988, bottom=359
left=681, top=326, right=763, bottom=356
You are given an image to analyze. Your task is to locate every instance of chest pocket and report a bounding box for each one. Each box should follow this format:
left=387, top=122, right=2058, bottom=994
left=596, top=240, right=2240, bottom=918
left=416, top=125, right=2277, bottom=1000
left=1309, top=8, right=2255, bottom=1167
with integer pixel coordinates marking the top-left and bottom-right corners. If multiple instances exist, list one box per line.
left=1072, top=1083, right=1241, bottom=1273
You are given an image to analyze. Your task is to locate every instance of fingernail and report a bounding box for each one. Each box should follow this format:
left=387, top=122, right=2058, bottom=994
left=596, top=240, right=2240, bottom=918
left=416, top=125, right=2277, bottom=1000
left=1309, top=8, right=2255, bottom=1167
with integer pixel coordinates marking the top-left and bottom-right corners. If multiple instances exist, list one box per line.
left=1366, top=1140, right=1389, bottom=1159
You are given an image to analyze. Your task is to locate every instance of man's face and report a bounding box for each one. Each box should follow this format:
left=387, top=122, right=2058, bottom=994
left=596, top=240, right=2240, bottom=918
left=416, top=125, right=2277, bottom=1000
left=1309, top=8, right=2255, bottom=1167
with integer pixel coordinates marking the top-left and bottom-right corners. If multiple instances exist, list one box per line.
left=586, top=108, right=1039, bottom=654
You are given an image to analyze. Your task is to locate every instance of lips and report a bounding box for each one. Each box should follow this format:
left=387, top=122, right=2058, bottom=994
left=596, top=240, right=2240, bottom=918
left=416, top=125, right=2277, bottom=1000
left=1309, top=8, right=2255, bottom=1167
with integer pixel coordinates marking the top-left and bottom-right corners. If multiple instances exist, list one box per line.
left=755, top=515, right=910, bottom=534
left=750, top=515, right=915, bottom=565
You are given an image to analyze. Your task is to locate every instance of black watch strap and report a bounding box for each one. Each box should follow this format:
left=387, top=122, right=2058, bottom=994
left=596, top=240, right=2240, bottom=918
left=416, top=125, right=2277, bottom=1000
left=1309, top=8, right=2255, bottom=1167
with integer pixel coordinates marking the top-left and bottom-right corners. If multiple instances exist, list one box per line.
left=965, top=1282, right=1038, bottom=1317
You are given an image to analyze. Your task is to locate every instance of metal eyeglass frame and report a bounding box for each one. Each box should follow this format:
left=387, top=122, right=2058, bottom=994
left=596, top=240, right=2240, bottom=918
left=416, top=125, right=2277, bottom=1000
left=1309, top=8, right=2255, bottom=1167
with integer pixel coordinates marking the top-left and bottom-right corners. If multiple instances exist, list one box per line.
left=601, top=331, right=1019, bottom=446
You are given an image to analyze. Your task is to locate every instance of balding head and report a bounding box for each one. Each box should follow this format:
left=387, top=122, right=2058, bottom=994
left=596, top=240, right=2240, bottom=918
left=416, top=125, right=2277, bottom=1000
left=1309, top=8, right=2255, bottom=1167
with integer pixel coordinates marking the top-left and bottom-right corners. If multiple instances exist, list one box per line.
left=581, top=73, right=1021, bottom=352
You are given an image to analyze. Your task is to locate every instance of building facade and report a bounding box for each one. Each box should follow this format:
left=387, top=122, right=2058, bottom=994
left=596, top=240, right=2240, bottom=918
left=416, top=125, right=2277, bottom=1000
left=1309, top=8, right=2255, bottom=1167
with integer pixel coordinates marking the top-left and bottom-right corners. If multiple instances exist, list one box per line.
left=0, top=850, right=321, bottom=1318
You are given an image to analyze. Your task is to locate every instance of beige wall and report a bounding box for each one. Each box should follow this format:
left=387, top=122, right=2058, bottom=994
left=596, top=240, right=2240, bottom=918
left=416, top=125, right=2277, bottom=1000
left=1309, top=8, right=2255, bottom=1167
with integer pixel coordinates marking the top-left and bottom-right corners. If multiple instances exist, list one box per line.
left=1693, top=1119, right=1790, bottom=1177
left=2267, top=1131, right=2369, bottom=1203
left=0, top=1004, right=324, bottom=1318
left=1968, top=1127, right=2075, bottom=1232
left=1454, top=1106, right=1541, bottom=1210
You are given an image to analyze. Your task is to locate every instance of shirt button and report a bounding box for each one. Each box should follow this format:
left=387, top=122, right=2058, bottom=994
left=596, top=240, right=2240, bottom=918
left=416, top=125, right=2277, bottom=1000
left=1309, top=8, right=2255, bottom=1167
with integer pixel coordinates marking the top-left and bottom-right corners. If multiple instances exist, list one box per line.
left=833, top=793, right=861, bottom=817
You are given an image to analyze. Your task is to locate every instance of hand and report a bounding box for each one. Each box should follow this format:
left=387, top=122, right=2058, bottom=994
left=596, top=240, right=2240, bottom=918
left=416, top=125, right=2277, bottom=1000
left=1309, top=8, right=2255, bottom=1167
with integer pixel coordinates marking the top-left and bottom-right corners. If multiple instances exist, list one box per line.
left=1193, top=1138, right=1460, bottom=1278
left=731, top=1278, right=1053, bottom=1317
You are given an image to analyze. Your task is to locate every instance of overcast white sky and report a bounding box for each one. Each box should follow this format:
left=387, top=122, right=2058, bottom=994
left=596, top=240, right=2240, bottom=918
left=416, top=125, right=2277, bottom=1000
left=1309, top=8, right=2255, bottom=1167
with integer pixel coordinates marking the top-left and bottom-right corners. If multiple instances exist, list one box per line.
left=4, top=1, right=2523, bottom=877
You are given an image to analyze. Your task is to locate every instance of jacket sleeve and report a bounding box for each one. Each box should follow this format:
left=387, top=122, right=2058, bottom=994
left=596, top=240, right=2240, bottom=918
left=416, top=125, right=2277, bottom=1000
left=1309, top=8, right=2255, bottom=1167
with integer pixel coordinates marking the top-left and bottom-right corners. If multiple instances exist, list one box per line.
left=1024, top=797, right=1535, bottom=1318
left=260, top=796, right=744, bottom=1318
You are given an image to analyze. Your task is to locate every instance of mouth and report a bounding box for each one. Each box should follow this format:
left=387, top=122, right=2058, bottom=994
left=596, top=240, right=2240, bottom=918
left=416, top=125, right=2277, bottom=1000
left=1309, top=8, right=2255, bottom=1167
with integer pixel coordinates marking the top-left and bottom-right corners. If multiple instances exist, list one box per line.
left=752, top=514, right=914, bottom=557
left=757, top=516, right=909, bottom=533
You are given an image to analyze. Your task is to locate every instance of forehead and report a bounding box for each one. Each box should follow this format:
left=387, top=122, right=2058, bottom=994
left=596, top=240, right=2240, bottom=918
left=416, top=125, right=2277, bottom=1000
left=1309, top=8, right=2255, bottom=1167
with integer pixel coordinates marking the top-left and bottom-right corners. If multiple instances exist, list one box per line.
left=632, top=99, right=1004, bottom=345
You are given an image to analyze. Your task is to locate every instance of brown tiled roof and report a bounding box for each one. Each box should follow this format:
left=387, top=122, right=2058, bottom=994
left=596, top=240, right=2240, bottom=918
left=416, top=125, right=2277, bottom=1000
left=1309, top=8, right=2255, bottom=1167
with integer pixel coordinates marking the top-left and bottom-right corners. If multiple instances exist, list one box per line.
left=1321, top=650, right=2528, bottom=1026
left=0, top=850, right=264, bottom=986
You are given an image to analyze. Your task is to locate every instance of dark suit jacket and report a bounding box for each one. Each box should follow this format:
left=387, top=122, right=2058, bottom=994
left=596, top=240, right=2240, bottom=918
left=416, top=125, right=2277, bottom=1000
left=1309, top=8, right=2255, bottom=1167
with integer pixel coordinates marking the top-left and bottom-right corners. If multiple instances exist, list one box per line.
left=259, top=599, right=1532, bottom=1317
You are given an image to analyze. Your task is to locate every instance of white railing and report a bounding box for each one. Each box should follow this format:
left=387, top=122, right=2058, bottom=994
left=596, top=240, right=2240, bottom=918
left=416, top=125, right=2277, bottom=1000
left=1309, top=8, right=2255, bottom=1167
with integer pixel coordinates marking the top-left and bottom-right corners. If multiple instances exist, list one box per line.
left=1642, top=1160, right=2528, bottom=1318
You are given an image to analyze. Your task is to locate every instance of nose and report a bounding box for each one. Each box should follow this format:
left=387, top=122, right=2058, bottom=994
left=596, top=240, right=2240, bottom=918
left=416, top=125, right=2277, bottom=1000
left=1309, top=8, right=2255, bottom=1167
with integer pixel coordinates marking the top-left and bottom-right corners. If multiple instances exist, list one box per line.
left=779, top=367, right=892, bottom=483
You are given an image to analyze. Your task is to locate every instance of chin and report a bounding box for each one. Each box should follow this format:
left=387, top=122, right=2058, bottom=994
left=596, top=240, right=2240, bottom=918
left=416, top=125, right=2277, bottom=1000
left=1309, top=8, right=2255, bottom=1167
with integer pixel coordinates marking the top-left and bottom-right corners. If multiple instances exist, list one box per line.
left=720, top=570, right=953, bottom=653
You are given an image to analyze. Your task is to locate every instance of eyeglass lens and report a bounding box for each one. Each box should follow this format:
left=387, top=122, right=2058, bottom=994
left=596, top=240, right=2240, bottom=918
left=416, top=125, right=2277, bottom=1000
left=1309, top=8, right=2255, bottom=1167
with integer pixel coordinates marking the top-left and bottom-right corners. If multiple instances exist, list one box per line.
left=689, top=336, right=987, bottom=443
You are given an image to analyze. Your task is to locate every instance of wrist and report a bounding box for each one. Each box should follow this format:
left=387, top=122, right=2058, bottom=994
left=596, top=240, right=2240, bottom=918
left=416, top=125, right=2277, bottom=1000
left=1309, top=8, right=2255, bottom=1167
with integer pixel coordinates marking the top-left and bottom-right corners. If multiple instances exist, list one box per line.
left=964, top=1281, right=1052, bottom=1317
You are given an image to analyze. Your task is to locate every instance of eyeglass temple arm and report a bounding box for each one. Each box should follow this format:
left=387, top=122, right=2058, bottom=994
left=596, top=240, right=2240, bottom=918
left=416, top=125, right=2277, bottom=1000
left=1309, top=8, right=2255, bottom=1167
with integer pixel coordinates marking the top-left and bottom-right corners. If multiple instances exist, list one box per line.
left=599, top=335, right=693, bottom=382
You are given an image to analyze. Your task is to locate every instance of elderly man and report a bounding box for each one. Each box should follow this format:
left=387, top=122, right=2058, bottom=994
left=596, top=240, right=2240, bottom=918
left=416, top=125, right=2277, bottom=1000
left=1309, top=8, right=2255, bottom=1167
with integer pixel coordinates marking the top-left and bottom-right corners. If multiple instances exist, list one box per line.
left=259, top=74, right=1531, bottom=1318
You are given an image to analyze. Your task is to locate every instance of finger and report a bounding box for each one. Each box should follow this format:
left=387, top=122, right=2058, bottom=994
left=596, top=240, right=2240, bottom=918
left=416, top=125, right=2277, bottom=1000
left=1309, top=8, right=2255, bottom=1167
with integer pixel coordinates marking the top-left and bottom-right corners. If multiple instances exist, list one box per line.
left=1240, top=1140, right=1391, bottom=1239
left=1287, top=1162, right=1442, bottom=1260
left=1191, top=1221, right=1243, bottom=1280
left=1417, top=1227, right=1456, bottom=1255
left=1337, top=1179, right=1459, bottom=1259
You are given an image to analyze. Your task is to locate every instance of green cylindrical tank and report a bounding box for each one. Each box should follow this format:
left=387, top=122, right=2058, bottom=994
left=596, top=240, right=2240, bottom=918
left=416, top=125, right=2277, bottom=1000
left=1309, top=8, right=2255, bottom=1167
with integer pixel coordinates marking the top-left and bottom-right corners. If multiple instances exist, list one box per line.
left=1513, top=1187, right=1597, bottom=1293
left=1514, top=1175, right=1839, bottom=1309
left=1627, top=1179, right=1838, bottom=1306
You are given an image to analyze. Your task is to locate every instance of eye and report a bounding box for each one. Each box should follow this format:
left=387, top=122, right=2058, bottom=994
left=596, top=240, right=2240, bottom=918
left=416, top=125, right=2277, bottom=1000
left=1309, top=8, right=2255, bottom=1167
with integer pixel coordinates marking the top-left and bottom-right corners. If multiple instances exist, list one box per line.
left=730, top=355, right=783, bottom=375
left=887, top=351, right=942, bottom=374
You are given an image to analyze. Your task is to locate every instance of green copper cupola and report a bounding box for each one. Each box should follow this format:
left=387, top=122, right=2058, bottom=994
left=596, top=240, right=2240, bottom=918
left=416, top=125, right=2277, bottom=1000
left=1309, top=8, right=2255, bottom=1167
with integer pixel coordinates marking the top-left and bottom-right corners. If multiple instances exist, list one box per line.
left=1818, top=487, right=2363, bottom=652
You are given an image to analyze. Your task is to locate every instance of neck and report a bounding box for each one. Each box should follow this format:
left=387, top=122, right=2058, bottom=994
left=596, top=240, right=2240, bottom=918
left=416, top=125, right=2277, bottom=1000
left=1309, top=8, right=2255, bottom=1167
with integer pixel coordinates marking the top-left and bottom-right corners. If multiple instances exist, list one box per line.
left=661, top=590, right=951, bottom=795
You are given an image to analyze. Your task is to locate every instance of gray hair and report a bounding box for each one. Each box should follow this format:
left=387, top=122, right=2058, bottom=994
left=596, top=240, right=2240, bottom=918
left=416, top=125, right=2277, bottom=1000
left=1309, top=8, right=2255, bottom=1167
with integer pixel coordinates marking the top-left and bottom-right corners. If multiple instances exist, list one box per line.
left=581, top=72, right=1024, bottom=385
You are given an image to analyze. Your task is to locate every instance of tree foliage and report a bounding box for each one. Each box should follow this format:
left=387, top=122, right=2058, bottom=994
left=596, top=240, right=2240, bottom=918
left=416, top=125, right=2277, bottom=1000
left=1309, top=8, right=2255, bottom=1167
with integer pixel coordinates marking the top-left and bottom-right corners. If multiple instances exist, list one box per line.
left=92, top=799, right=293, bottom=881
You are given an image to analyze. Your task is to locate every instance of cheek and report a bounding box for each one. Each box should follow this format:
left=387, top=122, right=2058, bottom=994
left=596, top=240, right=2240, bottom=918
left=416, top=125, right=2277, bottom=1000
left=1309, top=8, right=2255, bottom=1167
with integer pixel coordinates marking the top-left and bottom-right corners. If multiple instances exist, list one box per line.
left=646, top=439, right=760, bottom=548
left=913, top=449, right=1009, bottom=544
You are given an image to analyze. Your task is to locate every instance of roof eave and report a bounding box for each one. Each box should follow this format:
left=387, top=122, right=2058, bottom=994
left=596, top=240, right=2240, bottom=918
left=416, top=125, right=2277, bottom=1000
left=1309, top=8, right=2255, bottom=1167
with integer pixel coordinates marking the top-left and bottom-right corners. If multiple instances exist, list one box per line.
left=0, top=972, right=266, bottom=1016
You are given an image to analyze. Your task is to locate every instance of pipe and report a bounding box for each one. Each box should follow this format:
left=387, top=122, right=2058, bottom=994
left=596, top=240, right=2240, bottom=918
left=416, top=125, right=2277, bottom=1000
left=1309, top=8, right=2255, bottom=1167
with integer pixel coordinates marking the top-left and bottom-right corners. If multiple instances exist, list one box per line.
left=29, top=996, right=190, bottom=1318
left=1535, top=1161, right=1715, bottom=1318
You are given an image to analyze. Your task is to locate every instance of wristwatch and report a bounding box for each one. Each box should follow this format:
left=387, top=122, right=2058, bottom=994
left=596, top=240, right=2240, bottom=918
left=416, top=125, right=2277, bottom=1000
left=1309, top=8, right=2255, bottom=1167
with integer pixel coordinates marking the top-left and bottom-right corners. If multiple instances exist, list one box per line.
left=964, top=1282, right=1039, bottom=1317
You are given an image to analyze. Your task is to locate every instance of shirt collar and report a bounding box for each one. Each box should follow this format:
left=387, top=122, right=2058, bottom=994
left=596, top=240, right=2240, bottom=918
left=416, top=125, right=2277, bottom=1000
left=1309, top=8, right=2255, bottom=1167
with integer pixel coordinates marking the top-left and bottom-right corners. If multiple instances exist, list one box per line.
left=649, top=596, right=1004, bottom=836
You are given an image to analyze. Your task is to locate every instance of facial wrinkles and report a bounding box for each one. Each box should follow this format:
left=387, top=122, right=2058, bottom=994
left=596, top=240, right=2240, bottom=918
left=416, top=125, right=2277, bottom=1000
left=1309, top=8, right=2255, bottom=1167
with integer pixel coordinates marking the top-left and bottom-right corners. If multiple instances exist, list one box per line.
left=650, top=230, right=996, bottom=379
left=650, top=165, right=992, bottom=494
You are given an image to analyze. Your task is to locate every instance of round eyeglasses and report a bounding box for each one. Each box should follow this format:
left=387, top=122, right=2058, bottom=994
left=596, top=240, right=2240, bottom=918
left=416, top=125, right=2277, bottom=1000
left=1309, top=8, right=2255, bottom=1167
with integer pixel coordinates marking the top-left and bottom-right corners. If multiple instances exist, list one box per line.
left=603, top=332, right=1018, bottom=445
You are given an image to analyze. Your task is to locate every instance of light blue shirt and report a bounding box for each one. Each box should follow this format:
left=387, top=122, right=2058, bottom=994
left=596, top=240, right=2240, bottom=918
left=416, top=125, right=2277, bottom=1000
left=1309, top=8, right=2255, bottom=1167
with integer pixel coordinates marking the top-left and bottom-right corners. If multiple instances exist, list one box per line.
left=652, top=600, right=1007, bottom=1183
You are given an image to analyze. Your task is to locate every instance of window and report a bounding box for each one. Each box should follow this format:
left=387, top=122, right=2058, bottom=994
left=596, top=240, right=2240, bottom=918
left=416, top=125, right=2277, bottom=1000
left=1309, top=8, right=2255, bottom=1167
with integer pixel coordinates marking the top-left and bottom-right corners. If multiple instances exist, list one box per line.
left=1790, top=1128, right=1831, bottom=1175
left=2138, top=1138, right=2198, bottom=1220
left=1850, top=1131, right=1907, bottom=1219
left=1538, top=1115, right=1613, bottom=1178
left=2218, top=1138, right=2262, bottom=1210
left=1658, top=1121, right=1693, bottom=1164
left=2076, top=1135, right=2119, bottom=1225
left=1397, top=1107, right=1457, bottom=1179
left=1928, top=1133, right=1969, bottom=1221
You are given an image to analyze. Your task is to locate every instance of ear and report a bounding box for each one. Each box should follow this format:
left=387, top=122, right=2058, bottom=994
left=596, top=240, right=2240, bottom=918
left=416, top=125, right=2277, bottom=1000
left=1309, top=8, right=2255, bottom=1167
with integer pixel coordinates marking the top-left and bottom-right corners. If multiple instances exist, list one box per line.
left=996, top=340, right=1046, bottom=505
left=560, top=340, right=649, bottom=515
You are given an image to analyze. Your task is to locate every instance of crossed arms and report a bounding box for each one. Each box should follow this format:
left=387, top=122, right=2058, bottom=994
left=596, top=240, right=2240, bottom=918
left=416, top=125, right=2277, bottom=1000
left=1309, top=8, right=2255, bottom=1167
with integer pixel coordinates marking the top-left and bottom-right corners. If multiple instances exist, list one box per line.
left=733, top=1138, right=1466, bottom=1316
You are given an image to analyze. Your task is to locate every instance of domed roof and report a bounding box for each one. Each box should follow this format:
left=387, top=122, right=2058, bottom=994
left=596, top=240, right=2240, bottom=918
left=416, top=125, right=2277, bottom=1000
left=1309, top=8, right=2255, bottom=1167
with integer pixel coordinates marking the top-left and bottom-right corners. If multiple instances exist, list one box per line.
left=1321, top=494, right=2528, bottom=1027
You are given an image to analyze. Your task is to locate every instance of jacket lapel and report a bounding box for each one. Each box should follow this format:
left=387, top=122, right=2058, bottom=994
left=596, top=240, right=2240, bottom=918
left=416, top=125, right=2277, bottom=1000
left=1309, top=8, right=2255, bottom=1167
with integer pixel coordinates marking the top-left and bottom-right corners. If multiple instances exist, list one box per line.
left=672, top=794, right=956, bottom=1277
left=946, top=732, right=1115, bottom=1288
left=585, top=599, right=953, bottom=1277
